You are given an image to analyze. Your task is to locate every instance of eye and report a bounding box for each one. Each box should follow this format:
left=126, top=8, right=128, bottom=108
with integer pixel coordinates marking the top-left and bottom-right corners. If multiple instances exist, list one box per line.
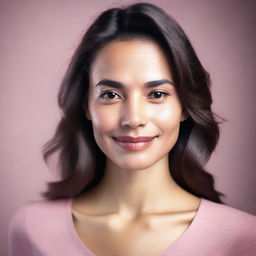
left=148, top=91, right=169, bottom=99
left=99, top=91, right=121, bottom=100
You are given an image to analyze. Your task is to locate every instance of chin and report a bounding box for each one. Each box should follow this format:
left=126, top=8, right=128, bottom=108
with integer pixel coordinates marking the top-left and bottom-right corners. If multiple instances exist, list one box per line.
left=113, top=158, right=158, bottom=171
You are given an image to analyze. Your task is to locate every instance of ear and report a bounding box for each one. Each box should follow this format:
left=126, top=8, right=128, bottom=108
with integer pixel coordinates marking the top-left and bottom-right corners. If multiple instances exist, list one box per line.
left=84, top=104, right=91, bottom=120
left=180, top=109, right=189, bottom=122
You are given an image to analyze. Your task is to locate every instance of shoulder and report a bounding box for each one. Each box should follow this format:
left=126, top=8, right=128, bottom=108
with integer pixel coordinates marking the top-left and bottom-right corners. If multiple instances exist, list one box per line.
left=201, top=198, right=256, bottom=225
left=10, top=199, right=69, bottom=221
left=199, top=198, right=256, bottom=252
left=8, top=198, right=88, bottom=255
left=8, top=199, right=72, bottom=255
left=9, top=198, right=71, bottom=240
left=10, top=198, right=71, bottom=227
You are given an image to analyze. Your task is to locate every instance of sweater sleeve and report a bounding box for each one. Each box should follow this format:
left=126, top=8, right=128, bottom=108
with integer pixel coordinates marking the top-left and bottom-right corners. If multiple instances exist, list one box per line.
left=8, top=205, right=32, bottom=256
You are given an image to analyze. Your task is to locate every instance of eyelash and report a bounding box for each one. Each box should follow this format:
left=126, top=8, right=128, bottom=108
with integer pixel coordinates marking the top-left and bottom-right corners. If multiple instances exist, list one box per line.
left=99, top=90, right=170, bottom=101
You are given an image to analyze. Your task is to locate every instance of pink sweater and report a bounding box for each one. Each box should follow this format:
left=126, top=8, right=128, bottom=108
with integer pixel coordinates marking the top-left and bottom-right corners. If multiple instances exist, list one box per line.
left=8, top=197, right=256, bottom=256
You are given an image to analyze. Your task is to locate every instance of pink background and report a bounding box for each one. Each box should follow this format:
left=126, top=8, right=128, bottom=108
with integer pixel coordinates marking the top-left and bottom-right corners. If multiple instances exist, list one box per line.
left=1, top=0, right=255, bottom=254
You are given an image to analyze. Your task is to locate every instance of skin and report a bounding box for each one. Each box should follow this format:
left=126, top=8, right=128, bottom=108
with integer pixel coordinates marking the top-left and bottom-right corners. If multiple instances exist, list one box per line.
left=72, top=39, right=201, bottom=256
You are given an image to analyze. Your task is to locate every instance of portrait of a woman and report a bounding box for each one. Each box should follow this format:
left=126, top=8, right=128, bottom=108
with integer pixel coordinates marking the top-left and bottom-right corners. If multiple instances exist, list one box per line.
left=8, top=2, right=256, bottom=256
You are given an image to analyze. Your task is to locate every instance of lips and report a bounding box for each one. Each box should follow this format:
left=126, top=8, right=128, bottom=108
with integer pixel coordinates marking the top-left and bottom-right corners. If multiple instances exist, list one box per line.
left=113, top=136, right=156, bottom=143
left=113, top=136, right=157, bottom=151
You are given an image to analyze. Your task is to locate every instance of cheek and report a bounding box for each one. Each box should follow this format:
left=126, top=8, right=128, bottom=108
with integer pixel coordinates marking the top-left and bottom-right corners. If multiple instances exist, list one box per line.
left=152, top=104, right=182, bottom=153
left=149, top=101, right=183, bottom=130
left=89, top=104, right=117, bottom=134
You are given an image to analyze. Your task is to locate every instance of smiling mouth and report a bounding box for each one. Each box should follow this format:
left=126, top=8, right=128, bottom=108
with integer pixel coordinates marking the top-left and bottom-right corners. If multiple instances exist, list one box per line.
left=112, top=136, right=158, bottom=143
left=112, top=136, right=158, bottom=151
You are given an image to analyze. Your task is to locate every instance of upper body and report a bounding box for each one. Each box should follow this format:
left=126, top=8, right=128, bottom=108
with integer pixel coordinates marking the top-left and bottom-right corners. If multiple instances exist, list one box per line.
left=8, top=197, right=256, bottom=256
left=9, top=3, right=255, bottom=256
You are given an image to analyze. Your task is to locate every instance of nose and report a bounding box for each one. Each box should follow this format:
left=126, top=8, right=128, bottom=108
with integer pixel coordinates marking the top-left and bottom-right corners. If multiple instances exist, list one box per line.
left=120, top=95, right=148, bottom=128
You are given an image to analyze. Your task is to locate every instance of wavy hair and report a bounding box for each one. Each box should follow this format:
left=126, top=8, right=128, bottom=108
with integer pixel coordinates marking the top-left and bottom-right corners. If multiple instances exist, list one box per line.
left=42, top=2, right=225, bottom=203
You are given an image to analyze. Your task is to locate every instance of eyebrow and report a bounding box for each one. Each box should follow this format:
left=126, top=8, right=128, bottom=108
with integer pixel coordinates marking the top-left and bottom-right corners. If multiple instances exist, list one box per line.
left=95, top=79, right=175, bottom=89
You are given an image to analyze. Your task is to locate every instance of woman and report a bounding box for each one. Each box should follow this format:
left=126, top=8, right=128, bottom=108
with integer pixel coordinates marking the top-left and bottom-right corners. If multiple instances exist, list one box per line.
left=8, top=2, right=256, bottom=256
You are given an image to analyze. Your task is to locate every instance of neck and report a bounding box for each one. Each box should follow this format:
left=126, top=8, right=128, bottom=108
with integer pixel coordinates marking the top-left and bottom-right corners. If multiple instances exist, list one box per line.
left=81, top=156, right=193, bottom=220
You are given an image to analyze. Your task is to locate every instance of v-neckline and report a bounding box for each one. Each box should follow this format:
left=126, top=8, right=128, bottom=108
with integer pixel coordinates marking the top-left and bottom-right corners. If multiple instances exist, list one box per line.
left=66, top=197, right=204, bottom=256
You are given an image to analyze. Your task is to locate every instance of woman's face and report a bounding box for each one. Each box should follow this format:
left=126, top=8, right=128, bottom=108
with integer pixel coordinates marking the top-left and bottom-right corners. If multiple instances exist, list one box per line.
left=86, top=39, right=186, bottom=170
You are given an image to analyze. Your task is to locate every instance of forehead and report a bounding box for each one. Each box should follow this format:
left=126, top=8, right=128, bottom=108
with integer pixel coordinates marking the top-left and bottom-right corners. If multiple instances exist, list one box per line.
left=89, top=39, right=173, bottom=85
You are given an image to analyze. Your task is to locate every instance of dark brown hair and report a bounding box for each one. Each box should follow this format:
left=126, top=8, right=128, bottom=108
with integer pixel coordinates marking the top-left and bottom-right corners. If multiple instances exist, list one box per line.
left=42, top=2, right=225, bottom=203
